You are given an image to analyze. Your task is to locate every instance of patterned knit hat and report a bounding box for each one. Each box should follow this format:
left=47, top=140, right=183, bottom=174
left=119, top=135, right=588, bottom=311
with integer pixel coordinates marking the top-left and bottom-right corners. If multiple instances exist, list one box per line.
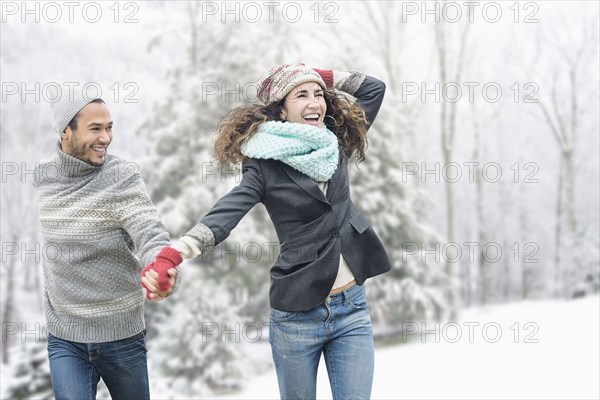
left=256, top=64, right=326, bottom=104
left=49, top=83, right=102, bottom=135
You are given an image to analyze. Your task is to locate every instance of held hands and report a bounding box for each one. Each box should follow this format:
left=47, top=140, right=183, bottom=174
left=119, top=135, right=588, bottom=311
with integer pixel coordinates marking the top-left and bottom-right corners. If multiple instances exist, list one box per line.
left=140, top=247, right=183, bottom=301
left=141, top=268, right=178, bottom=301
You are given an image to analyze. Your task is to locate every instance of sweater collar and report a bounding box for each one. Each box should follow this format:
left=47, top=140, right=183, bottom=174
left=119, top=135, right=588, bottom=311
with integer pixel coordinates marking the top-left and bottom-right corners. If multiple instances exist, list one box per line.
left=55, top=141, right=103, bottom=178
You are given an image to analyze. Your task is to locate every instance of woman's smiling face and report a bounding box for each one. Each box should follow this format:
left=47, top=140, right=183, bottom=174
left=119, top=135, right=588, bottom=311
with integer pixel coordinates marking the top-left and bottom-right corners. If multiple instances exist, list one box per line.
left=280, top=81, right=327, bottom=128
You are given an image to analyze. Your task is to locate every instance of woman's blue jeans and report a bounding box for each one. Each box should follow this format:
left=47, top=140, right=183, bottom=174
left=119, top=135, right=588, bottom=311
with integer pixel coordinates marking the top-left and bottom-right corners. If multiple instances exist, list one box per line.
left=47, top=330, right=149, bottom=400
left=269, top=284, right=374, bottom=400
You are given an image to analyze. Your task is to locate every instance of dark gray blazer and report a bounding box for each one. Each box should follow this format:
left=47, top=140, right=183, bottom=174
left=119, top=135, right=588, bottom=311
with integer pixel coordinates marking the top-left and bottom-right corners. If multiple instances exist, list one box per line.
left=200, top=76, right=391, bottom=311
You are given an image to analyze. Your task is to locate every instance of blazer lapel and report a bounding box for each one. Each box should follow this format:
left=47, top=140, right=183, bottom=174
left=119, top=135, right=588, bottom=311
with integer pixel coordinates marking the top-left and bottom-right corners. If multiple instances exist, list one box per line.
left=282, top=164, right=328, bottom=203
left=326, top=157, right=344, bottom=201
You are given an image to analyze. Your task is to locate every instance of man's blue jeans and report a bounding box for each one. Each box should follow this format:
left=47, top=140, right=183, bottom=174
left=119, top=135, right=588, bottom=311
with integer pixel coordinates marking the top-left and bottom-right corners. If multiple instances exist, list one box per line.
left=269, top=284, right=375, bottom=400
left=47, top=330, right=149, bottom=400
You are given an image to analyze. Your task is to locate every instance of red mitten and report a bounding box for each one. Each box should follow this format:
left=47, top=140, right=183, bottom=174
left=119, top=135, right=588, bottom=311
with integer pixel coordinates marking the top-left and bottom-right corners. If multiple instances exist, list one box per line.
left=140, top=247, right=183, bottom=296
left=312, top=68, right=334, bottom=89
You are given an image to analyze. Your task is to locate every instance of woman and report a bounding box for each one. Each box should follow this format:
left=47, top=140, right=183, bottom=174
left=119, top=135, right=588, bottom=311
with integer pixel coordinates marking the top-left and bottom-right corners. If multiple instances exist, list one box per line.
left=143, top=64, right=391, bottom=399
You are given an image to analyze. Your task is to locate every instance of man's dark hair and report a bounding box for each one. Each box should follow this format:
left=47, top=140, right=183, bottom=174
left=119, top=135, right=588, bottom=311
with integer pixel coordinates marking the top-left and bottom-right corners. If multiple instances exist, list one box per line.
left=66, top=99, right=105, bottom=132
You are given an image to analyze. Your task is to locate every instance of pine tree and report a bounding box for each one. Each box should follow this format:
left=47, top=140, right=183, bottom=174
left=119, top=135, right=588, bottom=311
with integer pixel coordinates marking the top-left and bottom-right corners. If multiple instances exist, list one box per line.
left=138, top=3, right=293, bottom=319
left=138, top=3, right=294, bottom=394
left=5, top=337, right=53, bottom=399
left=148, top=267, right=261, bottom=397
left=349, top=121, right=449, bottom=327
left=326, top=2, right=450, bottom=327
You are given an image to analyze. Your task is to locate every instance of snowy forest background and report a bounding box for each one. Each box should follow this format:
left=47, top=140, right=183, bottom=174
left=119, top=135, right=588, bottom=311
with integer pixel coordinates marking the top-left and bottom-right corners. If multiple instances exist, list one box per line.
left=1, top=1, right=599, bottom=398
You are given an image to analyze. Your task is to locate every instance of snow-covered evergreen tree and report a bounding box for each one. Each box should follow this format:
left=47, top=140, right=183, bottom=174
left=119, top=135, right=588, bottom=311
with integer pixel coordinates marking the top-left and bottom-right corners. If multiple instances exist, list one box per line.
left=5, top=337, right=53, bottom=399
left=138, top=3, right=296, bottom=318
left=349, top=111, right=449, bottom=326
left=148, top=266, right=261, bottom=397
left=325, top=2, right=450, bottom=326
left=138, top=3, right=297, bottom=394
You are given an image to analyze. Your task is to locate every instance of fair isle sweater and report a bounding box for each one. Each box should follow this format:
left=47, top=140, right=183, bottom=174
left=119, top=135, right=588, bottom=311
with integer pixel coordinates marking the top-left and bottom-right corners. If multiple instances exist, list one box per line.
left=33, top=142, right=171, bottom=343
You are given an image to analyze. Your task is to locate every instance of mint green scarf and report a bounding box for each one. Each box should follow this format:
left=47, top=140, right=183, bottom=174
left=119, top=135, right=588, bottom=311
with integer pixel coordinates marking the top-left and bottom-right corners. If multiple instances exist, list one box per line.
left=241, top=121, right=339, bottom=182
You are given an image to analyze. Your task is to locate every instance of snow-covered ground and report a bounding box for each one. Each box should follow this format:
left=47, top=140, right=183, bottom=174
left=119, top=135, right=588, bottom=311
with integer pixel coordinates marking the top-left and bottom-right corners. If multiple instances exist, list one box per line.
left=215, top=295, right=600, bottom=400
left=2, top=295, right=597, bottom=399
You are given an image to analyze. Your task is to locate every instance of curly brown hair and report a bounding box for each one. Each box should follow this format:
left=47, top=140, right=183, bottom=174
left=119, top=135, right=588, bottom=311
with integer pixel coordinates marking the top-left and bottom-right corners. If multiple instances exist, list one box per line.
left=213, top=89, right=368, bottom=168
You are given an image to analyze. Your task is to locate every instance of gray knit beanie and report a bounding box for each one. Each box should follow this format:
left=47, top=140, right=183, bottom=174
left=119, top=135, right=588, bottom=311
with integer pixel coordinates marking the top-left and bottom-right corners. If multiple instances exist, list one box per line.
left=49, top=84, right=102, bottom=135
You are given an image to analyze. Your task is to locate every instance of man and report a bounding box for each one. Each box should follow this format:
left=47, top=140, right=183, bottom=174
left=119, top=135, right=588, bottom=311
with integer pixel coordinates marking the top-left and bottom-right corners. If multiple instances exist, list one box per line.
left=33, top=87, right=182, bottom=400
